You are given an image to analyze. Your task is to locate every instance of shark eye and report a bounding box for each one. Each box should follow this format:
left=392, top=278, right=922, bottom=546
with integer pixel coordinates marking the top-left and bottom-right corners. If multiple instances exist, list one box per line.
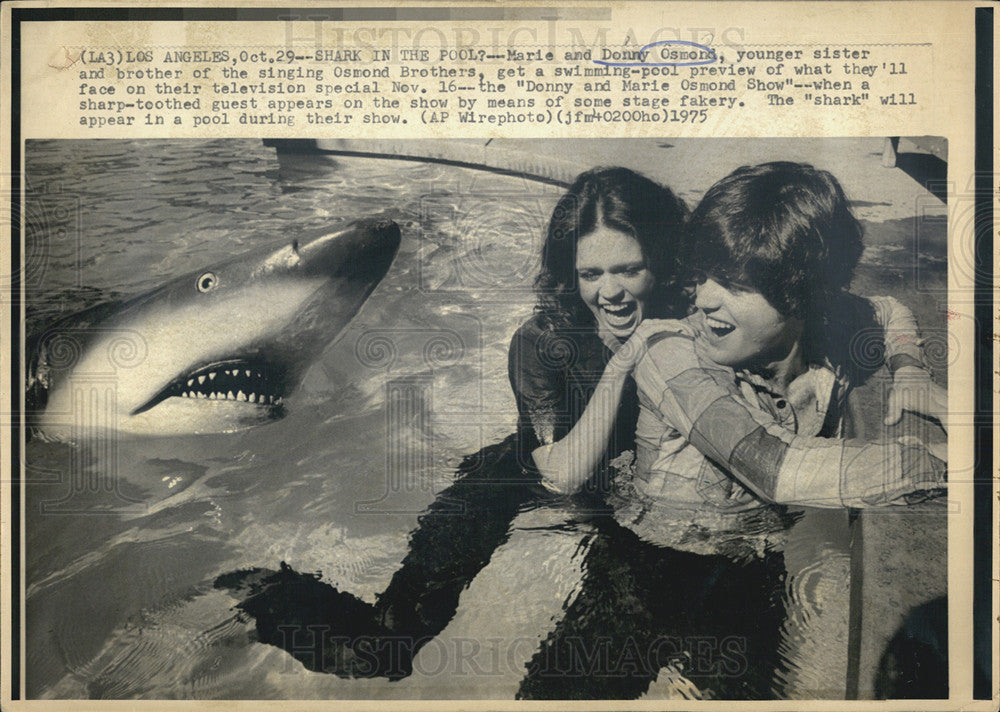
left=197, top=272, right=218, bottom=293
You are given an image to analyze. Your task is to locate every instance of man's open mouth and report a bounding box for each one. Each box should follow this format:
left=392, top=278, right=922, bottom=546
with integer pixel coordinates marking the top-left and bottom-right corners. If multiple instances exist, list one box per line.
left=704, top=314, right=736, bottom=338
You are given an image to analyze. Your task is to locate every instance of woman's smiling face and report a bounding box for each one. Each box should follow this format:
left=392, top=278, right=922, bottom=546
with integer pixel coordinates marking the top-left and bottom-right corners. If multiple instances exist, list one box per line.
left=693, top=275, right=803, bottom=369
left=576, top=226, right=655, bottom=342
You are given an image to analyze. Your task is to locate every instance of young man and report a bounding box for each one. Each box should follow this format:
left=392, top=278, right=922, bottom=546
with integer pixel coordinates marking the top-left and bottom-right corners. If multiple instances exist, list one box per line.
left=619, top=161, right=946, bottom=531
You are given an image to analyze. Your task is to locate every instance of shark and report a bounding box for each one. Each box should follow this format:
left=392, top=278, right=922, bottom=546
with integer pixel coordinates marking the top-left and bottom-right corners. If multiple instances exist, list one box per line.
left=28, top=218, right=401, bottom=439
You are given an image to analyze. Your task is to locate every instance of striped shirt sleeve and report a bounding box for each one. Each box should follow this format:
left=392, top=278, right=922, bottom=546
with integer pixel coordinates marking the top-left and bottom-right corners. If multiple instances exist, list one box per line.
left=869, top=295, right=925, bottom=373
left=634, top=334, right=945, bottom=509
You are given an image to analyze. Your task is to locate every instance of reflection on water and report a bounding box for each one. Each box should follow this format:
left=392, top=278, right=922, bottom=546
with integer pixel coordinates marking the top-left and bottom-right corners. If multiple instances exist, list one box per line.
left=25, top=140, right=859, bottom=700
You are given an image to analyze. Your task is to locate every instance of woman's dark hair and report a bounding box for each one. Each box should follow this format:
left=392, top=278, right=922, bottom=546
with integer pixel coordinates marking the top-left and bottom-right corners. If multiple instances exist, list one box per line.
left=684, top=161, right=864, bottom=320
left=533, top=166, right=689, bottom=330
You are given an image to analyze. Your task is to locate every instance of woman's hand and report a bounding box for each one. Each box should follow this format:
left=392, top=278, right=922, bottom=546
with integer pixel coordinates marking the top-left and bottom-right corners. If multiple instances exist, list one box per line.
left=885, top=366, right=948, bottom=431
left=531, top=319, right=691, bottom=495
left=607, top=318, right=694, bottom=375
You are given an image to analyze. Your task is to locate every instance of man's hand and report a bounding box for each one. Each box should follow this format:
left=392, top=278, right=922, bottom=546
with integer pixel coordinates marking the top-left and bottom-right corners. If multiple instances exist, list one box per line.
left=885, top=366, right=948, bottom=431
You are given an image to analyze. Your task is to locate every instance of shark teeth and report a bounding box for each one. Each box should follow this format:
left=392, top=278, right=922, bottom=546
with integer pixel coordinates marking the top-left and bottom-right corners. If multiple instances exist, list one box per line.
left=137, top=359, right=286, bottom=415
left=189, top=390, right=277, bottom=403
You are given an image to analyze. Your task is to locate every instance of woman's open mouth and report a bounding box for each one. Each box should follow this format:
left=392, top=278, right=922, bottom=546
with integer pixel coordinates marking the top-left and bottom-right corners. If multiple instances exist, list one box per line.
left=599, top=302, right=639, bottom=329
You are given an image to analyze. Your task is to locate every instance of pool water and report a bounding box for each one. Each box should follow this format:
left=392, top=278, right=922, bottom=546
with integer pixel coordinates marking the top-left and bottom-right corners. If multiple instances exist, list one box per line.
left=23, top=140, right=864, bottom=700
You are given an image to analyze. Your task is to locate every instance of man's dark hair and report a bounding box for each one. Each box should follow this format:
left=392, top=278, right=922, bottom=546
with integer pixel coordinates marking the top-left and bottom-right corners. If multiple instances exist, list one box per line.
left=684, top=161, right=864, bottom=320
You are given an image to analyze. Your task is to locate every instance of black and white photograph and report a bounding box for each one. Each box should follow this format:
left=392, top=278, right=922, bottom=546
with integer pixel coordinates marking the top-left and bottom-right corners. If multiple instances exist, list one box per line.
left=19, top=137, right=953, bottom=701
left=3, top=1, right=996, bottom=708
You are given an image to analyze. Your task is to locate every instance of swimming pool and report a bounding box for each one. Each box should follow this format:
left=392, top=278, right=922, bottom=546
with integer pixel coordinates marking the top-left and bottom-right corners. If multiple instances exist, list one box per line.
left=22, top=139, right=945, bottom=700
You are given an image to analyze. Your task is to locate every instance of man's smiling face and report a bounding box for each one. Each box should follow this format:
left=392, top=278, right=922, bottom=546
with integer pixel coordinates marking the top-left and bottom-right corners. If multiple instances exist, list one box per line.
left=693, top=275, right=803, bottom=370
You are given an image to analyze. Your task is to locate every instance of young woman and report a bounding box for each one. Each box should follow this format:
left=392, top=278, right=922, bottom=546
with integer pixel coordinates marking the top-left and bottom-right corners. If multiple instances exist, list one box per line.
left=508, top=166, right=691, bottom=498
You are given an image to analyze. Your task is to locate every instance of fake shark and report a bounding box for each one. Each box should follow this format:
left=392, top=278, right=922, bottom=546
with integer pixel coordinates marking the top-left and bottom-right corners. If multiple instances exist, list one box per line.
left=28, top=218, right=401, bottom=438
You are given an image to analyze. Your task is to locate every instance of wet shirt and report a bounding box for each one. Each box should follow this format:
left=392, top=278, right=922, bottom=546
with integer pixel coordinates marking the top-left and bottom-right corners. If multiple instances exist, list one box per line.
left=508, top=315, right=638, bottom=480
left=627, top=295, right=944, bottom=518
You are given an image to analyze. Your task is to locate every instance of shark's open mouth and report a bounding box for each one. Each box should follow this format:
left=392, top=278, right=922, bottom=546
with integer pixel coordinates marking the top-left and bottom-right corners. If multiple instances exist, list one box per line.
left=131, top=358, right=287, bottom=416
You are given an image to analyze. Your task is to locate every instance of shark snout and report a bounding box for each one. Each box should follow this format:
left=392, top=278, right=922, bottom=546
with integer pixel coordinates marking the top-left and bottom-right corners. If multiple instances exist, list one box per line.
left=297, top=218, right=401, bottom=279
left=35, top=216, right=403, bottom=438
